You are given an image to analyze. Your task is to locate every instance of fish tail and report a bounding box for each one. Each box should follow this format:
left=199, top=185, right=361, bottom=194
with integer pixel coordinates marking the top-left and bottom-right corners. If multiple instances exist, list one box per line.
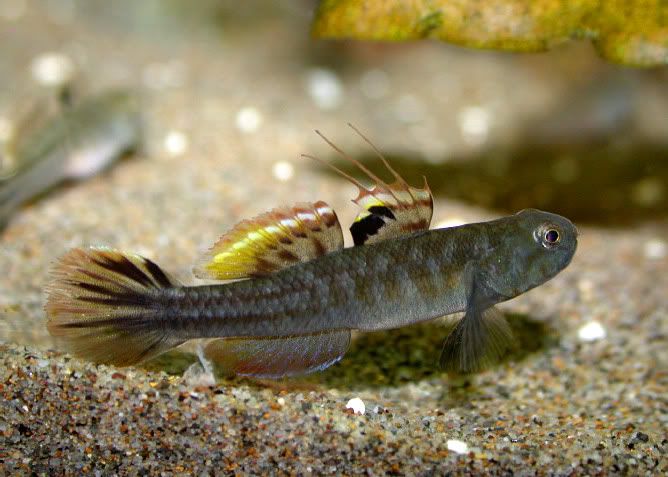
left=46, top=247, right=184, bottom=366
left=439, top=305, right=513, bottom=374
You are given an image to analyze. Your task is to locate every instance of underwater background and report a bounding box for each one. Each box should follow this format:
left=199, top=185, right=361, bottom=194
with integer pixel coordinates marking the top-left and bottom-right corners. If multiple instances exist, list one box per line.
left=1, top=0, right=666, bottom=474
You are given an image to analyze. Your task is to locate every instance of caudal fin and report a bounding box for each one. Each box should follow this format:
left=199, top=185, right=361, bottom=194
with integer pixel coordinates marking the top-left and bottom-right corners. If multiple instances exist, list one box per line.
left=46, top=247, right=184, bottom=366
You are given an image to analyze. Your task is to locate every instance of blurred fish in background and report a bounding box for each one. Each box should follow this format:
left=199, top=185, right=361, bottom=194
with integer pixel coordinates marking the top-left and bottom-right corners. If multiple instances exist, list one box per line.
left=0, top=88, right=142, bottom=231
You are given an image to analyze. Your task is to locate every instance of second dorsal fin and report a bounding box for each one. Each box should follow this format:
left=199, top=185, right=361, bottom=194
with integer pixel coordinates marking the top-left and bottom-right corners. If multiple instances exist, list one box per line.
left=193, top=201, right=344, bottom=280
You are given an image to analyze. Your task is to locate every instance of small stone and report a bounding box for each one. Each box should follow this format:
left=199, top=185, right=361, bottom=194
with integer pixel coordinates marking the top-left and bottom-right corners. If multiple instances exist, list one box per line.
left=235, top=107, right=263, bottom=133
left=306, top=68, right=343, bottom=110
left=164, top=130, right=189, bottom=157
left=272, top=161, right=294, bottom=182
left=578, top=321, right=606, bottom=342
left=458, top=106, right=491, bottom=146
left=30, top=52, right=75, bottom=87
left=345, top=397, right=365, bottom=415
left=447, top=439, right=469, bottom=454
left=643, top=239, right=666, bottom=260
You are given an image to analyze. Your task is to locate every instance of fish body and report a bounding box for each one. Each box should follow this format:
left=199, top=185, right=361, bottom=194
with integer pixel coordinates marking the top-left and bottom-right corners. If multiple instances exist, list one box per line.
left=0, top=89, right=141, bottom=229
left=159, top=211, right=574, bottom=338
left=46, top=126, right=577, bottom=377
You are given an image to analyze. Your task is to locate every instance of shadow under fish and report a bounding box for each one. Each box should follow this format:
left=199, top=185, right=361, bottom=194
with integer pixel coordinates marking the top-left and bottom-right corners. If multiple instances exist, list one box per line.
left=0, top=89, right=142, bottom=231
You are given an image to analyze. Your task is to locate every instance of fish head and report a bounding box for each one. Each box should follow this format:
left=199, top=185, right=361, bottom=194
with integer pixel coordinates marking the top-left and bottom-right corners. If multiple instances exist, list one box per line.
left=484, top=208, right=578, bottom=300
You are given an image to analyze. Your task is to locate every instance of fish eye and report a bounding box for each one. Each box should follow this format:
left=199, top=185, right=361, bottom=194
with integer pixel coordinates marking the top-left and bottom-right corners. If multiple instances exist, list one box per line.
left=545, top=229, right=560, bottom=244
left=534, top=224, right=562, bottom=249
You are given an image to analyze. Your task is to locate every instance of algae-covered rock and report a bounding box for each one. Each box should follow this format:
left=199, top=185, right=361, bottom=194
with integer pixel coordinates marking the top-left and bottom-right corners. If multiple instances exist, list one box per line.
left=313, top=0, right=668, bottom=67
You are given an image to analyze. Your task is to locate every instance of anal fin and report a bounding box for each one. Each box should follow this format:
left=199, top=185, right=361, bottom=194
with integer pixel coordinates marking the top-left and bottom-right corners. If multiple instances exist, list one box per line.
left=204, top=330, right=351, bottom=378
left=439, top=306, right=514, bottom=374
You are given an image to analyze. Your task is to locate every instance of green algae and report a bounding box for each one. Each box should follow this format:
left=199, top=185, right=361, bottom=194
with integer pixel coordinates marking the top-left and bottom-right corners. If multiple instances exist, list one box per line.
left=313, top=0, right=668, bottom=67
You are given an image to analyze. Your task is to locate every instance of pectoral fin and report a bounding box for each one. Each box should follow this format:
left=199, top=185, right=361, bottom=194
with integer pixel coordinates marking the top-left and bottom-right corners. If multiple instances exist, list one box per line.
left=194, top=201, right=343, bottom=280
left=439, top=305, right=514, bottom=374
left=304, top=124, right=433, bottom=246
left=204, top=330, right=351, bottom=378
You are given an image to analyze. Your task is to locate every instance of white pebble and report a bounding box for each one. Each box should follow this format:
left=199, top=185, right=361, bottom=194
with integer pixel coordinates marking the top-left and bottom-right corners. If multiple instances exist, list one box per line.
left=164, top=130, right=189, bottom=156
left=360, top=69, right=390, bottom=99
left=644, top=239, right=666, bottom=260
left=345, top=397, right=365, bottom=415
left=235, top=107, right=263, bottom=133
left=578, top=321, right=606, bottom=342
left=277, top=397, right=285, bottom=406
left=306, top=68, right=343, bottom=110
left=272, top=160, right=294, bottom=182
left=458, top=106, right=491, bottom=145
left=447, top=439, right=469, bottom=454
left=30, top=52, right=75, bottom=86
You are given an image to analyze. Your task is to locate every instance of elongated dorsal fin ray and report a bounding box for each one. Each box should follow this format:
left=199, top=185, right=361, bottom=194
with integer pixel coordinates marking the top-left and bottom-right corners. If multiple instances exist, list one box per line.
left=309, top=128, right=434, bottom=246
left=204, top=330, right=351, bottom=378
left=346, top=123, right=408, bottom=187
left=193, top=201, right=344, bottom=281
left=314, top=129, right=389, bottom=189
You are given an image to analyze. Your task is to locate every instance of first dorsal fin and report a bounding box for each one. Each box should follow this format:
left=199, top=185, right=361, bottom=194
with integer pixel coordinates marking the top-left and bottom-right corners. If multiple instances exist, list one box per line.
left=193, top=201, right=343, bottom=281
left=303, top=124, right=433, bottom=246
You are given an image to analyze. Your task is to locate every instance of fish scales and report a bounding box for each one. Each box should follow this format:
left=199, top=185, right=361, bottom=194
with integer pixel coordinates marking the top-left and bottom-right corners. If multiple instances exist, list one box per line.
left=151, top=222, right=488, bottom=339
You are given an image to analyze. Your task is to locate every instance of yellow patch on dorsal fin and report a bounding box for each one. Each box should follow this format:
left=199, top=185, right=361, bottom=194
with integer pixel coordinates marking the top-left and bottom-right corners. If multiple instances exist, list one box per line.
left=303, top=124, right=433, bottom=246
left=193, top=201, right=343, bottom=281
